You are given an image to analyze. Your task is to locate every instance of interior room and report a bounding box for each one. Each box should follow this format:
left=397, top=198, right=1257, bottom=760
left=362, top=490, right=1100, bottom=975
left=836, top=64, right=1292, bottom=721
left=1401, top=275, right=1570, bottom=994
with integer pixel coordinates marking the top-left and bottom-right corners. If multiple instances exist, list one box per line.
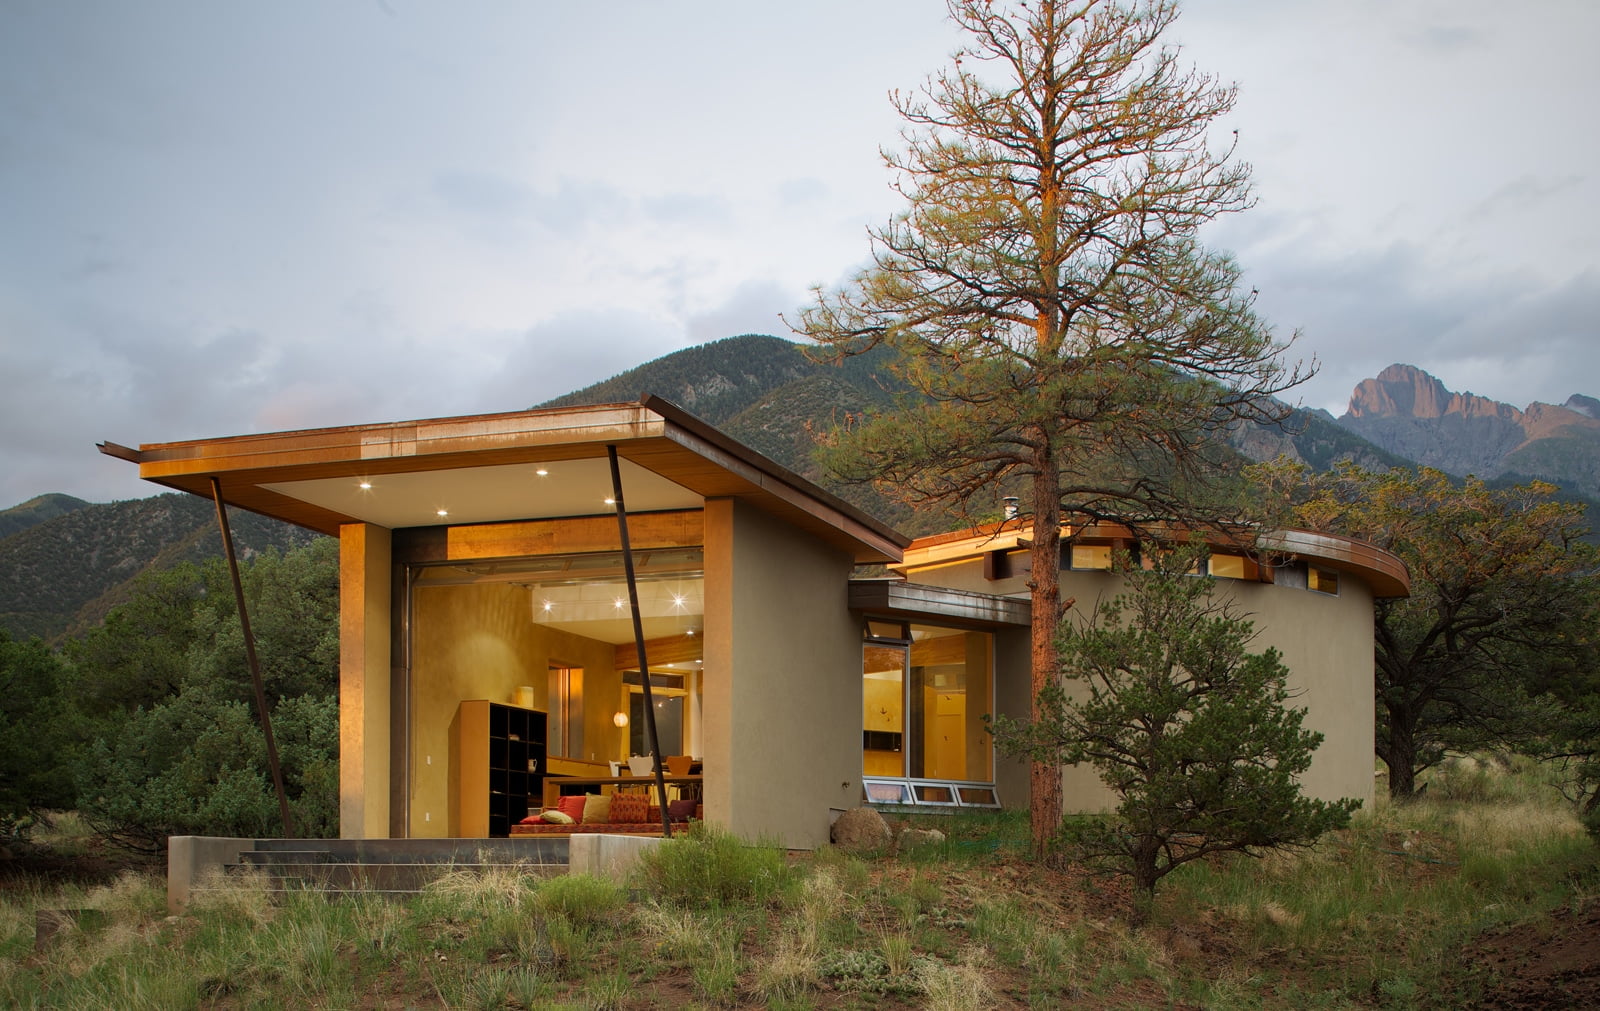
left=405, top=547, right=704, bottom=837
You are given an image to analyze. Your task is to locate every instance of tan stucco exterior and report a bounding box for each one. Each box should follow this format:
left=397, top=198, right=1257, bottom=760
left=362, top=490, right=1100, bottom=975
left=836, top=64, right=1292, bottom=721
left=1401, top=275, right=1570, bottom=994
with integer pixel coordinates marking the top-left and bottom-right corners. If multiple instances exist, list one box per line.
left=338, top=522, right=391, bottom=839
left=703, top=498, right=863, bottom=847
left=901, top=542, right=1387, bottom=812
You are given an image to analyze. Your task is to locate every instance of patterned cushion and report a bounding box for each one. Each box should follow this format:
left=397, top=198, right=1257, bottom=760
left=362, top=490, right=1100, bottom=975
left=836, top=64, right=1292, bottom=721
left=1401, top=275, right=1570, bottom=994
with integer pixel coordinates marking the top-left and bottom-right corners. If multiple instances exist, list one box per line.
left=609, top=792, right=649, bottom=824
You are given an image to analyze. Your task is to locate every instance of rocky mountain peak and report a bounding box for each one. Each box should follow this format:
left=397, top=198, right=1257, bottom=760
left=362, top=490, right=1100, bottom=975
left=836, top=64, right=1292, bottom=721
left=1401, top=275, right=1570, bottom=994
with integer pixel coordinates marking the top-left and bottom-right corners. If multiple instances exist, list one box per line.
left=1335, top=364, right=1600, bottom=496
left=1567, top=394, right=1600, bottom=420
left=1344, top=364, right=1519, bottom=423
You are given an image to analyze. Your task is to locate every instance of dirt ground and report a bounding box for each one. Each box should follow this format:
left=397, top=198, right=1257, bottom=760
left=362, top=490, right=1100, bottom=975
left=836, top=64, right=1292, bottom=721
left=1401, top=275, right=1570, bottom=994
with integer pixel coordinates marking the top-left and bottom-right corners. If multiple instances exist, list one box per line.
left=1467, top=902, right=1600, bottom=1010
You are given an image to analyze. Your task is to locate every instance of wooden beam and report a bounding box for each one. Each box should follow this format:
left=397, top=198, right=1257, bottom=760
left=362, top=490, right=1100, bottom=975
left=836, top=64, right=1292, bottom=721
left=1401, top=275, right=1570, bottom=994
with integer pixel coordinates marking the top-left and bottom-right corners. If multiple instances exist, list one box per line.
left=615, top=633, right=703, bottom=671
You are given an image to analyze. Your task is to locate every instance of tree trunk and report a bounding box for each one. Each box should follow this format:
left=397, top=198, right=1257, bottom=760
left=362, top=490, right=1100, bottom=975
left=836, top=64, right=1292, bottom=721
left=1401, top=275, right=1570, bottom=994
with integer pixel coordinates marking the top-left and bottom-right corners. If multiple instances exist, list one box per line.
left=1129, top=843, right=1160, bottom=928
left=1028, top=453, right=1064, bottom=856
left=1382, top=704, right=1418, bottom=801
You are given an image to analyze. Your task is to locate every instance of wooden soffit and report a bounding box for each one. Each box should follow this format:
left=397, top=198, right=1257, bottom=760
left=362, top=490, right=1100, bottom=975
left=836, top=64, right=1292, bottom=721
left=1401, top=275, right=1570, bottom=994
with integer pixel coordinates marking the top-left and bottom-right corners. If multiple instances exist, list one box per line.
left=102, top=399, right=906, bottom=564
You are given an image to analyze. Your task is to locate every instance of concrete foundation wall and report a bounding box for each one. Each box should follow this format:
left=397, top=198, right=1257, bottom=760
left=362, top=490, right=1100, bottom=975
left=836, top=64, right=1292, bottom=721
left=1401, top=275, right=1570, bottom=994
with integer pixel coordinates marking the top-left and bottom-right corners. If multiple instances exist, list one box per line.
left=568, top=833, right=664, bottom=881
left=168, top=836, right=256, bottom=913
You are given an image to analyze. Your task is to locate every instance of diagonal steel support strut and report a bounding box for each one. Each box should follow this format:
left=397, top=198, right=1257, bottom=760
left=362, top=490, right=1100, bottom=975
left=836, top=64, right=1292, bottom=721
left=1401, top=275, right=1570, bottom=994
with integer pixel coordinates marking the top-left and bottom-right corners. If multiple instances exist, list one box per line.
left=210, top=477, right=296, bottom=838
left=607, top=446, right=673, bottom=838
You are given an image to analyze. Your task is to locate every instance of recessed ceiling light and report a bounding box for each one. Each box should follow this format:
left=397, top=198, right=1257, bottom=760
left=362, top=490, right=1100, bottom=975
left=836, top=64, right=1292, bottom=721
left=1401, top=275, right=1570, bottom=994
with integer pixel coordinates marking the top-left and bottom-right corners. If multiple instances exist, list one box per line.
left=613, top=598, right=626, bottom=610
left=436, top=509, right=449, bottom=518
left=535, top=468, right=549, bottom=477
left=358, top=480, right=372, bottom=490
left=671, top=594, right=686, bottom=608
left=542, top=600, right=553, bottom=613
left=604, top=497, right=616, bottom=506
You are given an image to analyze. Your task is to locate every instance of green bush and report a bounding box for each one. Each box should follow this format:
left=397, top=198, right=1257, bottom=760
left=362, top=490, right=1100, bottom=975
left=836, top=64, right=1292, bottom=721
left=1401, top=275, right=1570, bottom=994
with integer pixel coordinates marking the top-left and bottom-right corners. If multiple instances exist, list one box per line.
left=532, top=873, right=627, bottom=930
left=75, top=687, right=338, bottom=851
left=0, top=630, right=75, bottom=835
left=633, top=824, right=797, bottom=908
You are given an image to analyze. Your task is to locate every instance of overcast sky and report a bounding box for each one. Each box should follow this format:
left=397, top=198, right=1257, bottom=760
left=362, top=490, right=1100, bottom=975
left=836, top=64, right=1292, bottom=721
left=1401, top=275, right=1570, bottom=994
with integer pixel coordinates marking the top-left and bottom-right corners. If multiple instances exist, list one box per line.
left=3, top=0, right=1596, bottom=508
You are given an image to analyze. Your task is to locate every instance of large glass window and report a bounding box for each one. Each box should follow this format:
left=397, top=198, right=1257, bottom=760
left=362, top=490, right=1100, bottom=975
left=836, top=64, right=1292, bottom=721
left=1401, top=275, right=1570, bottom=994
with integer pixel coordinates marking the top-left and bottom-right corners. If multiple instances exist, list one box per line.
left=409, top=546, right=703, bottom=772
left=863, top=624, right=993, bottom=784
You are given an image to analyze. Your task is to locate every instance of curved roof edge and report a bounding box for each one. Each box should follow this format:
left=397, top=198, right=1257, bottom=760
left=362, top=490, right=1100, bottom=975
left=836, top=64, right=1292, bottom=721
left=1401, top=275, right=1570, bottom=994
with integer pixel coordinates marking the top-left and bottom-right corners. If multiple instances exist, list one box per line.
left=896, top=520, right=1411, bottom=598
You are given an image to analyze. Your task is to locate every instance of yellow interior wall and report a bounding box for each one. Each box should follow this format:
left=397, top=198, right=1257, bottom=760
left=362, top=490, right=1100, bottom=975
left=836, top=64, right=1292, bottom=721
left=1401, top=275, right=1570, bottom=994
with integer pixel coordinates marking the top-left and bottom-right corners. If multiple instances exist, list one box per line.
left=863, top=675, right=903, bottom=776
left=409, top=582, right=621, bottom=837
left=922, top=684, right=963, bottom=779
left=963, top=632, right=993, bottom=781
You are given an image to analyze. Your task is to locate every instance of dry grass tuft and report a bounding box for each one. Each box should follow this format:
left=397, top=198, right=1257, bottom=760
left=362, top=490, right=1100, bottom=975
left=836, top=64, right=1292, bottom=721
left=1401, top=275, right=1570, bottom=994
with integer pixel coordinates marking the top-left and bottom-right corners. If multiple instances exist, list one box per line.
left=186, top=867, right=276, bottom=928
left=917, top=948, right=995, bottom=1011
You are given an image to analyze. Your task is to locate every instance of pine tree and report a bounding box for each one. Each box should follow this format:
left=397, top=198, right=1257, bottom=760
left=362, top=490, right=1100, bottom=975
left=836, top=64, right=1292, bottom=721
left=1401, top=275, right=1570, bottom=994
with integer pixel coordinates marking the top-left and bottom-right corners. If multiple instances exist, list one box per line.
left=799, top=0, right=1308, bottom=849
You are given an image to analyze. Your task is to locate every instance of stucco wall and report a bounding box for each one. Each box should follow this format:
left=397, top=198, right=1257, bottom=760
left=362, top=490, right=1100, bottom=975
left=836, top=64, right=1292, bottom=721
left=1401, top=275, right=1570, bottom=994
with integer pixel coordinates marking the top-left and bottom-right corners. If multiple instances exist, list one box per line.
left=338, top=523, right=390, bottom=839
left=408, top=582, right=622, bottom=837
left=991, top=627, right=1032, bottom=809
left=907, top=561, right=1377, bottom=811
left=703, top=498, right=861, bottom=848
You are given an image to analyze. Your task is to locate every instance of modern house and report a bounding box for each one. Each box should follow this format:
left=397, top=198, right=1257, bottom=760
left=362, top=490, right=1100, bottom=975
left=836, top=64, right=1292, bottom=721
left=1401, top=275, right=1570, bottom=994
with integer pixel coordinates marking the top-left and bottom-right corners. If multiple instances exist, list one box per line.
left=105, top=396, right=1408, bottom=849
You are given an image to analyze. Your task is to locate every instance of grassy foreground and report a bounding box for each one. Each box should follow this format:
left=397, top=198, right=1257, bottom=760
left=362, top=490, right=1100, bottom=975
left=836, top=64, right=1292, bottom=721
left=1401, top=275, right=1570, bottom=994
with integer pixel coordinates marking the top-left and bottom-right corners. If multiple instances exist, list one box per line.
left=2, top=760, right=1594, bottom=1009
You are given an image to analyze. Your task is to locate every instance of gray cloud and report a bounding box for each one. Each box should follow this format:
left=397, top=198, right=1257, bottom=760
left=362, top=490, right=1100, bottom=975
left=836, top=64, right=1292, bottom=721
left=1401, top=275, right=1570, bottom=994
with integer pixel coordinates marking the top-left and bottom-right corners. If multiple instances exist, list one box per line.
left=685, top=280, right=799, bottom=345
left=1, top=0, right=1595, bottom=510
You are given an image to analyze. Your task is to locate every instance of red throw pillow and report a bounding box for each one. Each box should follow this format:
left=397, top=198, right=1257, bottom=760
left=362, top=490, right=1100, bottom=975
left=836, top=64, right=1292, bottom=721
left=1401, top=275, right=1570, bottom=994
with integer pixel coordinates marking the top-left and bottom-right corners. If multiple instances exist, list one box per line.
left=556, top=794, right=588, bottom=823
left=609, top=792, right=649, bottom=824
left=519, top=813, right=542, bottom=825
left=667, top=798, right=698, bottom=822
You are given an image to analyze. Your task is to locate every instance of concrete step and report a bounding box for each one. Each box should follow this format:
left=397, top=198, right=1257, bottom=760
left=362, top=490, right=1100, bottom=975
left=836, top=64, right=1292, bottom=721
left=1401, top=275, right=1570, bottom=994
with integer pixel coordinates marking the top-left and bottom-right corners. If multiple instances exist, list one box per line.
left=226, top=860, right=565, bottom=894
left=169, top=835, right=574, bottom=911
left=245, top=837, right=570, bottom=866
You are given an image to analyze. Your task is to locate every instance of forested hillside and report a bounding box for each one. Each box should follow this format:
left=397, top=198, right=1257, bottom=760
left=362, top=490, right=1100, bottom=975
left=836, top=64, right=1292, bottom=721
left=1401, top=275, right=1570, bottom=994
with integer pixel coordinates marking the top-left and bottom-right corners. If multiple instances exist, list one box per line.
left=0, top=493, right=90, bottom=540
left=0, top=493, right=322, bottom=642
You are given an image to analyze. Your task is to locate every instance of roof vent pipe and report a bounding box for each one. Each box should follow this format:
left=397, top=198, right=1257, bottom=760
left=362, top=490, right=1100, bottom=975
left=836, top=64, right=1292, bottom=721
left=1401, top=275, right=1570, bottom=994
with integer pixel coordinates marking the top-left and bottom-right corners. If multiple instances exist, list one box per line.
left=1002, top=496, right=1020, bottom=520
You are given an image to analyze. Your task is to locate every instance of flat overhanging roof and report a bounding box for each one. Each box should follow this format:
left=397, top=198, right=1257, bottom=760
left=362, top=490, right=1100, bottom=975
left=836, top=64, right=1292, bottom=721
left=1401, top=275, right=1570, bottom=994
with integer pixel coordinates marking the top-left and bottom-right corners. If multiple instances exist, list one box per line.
left=100, top=396, right=909, bottom=564
left=848, top=578, right=1031, bottom=629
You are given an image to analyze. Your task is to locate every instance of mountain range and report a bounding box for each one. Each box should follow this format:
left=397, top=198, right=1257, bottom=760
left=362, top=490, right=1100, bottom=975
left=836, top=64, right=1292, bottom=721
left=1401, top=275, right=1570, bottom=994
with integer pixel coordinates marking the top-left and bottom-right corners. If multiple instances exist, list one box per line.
left=0, top=493, right=320, bottom=642
left=1337, top=363, right=1600, bottom=497
left=2, top=336, right=1595, bottom=643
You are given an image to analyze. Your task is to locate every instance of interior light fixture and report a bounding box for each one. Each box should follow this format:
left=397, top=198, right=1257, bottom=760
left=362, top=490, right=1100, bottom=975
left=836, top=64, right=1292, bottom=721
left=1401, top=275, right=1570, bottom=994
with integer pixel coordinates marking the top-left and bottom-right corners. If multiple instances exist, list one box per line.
left=604, top=497, right=616, bottom=506
left=671, top=593, right=686, bottom=608
left=613, top=598, right=626, bottom=610
left=541, top=600, right=554, bottom=613
left=613, top=711, right=629, bottom=728
left=436, top=509, right=449, bottom=518
left=358, top=480, right=372, bottom=490
left=535, top=467, right=549, bottom=477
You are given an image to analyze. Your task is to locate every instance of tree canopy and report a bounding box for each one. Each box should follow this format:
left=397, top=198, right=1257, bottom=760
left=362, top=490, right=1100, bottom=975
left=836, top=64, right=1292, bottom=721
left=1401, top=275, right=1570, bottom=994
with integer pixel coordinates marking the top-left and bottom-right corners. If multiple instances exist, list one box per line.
left=1290, top=463, right=1600, bottom=799
left=65, top=538, right=341, bottom=850
left=797, top=0, right=1307, bottom=848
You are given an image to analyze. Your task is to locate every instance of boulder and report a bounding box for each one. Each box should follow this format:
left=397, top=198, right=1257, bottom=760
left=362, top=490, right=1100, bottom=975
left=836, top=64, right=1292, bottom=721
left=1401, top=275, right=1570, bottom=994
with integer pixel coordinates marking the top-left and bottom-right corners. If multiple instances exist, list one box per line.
left=897, top=827, right=946, bottom=851
left=831, top=807, right=892, bottom=853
